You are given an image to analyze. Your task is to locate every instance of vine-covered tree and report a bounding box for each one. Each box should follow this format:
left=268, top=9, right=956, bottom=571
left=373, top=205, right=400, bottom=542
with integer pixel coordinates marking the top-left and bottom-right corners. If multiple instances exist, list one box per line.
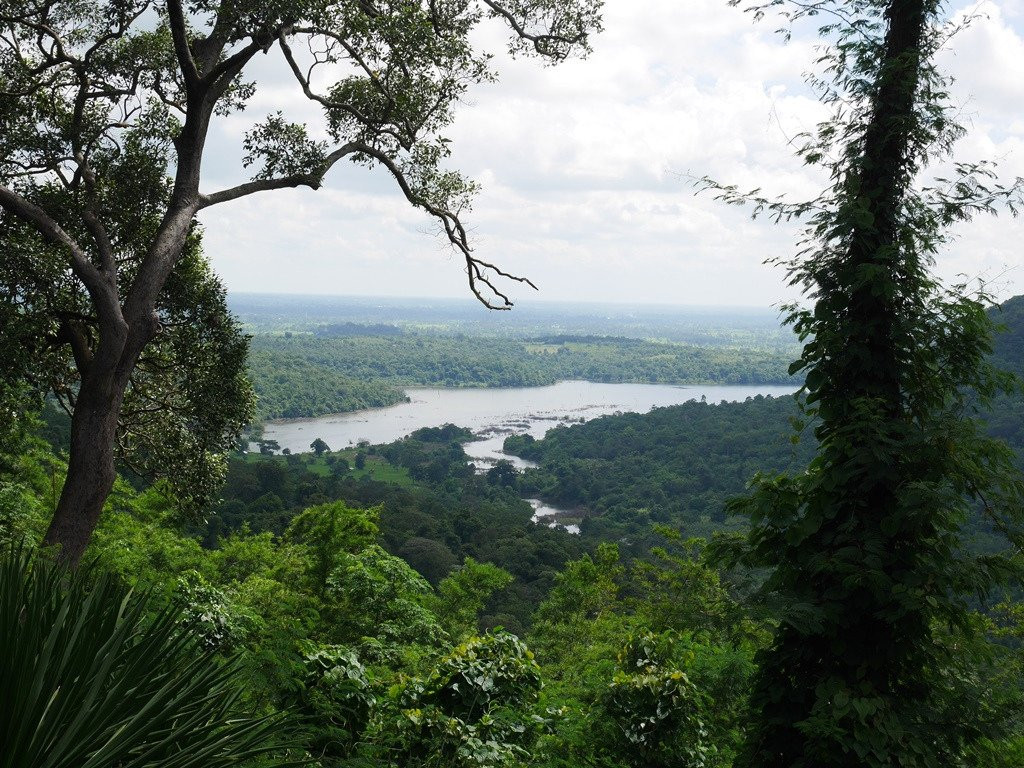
left=708, top=0, right=1024, bottom=765
left=0, top=0, right=602, bottom=564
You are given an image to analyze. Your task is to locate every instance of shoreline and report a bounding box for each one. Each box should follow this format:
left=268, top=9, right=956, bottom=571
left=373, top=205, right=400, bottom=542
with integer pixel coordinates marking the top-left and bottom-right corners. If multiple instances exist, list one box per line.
left=260, top=378, right=796, bottom=428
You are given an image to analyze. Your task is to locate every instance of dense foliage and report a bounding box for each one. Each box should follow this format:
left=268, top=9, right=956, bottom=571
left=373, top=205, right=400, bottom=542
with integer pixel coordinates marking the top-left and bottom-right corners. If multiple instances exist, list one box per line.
left=0, top=545, right=286, bottom=768
left=4, top=0, right=1024, bottom=762
left=504, top=396, right=812, bottom=544
left=206, top=439, right=584, bottom=633
left=0, top=424, right=788, bottom=768
left=8, top=304, right=1024, bottom=766
left=247, top=347, right=405, bottom=420
left=0, top=234, right=255, bottom=514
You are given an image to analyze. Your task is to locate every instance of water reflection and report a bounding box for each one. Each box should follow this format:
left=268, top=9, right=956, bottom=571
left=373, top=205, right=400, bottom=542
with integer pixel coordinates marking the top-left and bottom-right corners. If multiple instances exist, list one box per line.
left=527, top=498, right=581, bottom=535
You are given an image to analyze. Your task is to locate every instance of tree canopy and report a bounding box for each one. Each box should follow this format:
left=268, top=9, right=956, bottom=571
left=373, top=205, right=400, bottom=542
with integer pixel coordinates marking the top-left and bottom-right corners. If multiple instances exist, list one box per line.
left=0, top=0, right=603, bottom=563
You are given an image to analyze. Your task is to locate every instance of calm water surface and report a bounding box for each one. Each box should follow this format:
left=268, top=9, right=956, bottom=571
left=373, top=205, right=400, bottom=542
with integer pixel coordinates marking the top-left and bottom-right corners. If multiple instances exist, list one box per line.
left=262, top=380, right=795, bottom=467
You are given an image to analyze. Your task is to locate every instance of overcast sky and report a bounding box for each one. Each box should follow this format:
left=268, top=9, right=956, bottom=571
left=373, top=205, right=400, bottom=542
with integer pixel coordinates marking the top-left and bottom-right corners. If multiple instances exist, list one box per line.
left=197, top=0, right=1024, bottom=309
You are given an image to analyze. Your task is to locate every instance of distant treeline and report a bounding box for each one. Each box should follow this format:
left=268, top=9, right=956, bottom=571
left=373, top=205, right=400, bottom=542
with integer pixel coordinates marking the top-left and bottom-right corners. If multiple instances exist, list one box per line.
left=505, top=395, right=815, bottom=547
left=247, top=348, right=405, bottom=420
left=227, top=292, right=799, bottom=348
left=247, top=332, right=795, bottom=421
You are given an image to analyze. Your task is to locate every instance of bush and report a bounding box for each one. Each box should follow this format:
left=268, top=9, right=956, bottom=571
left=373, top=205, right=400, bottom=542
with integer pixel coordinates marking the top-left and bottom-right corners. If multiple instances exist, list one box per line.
left=383, top=632, right=547, bottom=767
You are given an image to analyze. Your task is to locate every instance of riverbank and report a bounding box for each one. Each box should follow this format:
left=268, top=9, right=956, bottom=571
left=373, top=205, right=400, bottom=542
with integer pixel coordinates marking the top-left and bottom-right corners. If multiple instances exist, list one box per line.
left=258, top=380, right=797, bottom=455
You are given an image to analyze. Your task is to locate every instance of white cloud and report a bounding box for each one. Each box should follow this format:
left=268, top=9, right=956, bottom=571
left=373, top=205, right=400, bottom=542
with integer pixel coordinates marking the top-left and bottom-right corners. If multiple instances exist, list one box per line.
left=200, top=0, right=1024, bottom=308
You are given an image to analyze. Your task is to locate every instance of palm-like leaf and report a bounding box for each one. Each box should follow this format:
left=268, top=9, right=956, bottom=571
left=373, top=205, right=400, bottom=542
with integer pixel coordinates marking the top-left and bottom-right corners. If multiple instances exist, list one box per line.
left=0, top=544, right=291, bottom=768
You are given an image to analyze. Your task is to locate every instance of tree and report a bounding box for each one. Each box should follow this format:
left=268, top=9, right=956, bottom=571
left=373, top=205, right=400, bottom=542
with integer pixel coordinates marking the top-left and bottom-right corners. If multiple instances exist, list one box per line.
left=398, top=536, right=459, bottom=584
left=486, top=458, right=518, bottom=487
left=1, top=232, right=254, bottom=524
left=257, top=438, right=281, bottom=455
left=310, top=437, right=330, bottom=456
left=0, top=0, right=602, bottom=565
left=431, top=556, right=513, bottom=638
left=708, top=1, right=1024, bottom=765
left=285, top=500, right=380, bottom=595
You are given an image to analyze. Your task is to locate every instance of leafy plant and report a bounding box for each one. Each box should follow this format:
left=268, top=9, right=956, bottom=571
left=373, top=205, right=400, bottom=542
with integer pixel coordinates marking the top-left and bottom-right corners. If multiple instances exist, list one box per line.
left=431, top=558, right=514, bottom=640
left=175, top=569, right=259, bottom=652
left=597, top=632, right=712, bottom=768
left=299, top=644, right=376, bottom=761
left=383, top=632, right=546, bottom=768
left=0, top=544, right=290, bottom=768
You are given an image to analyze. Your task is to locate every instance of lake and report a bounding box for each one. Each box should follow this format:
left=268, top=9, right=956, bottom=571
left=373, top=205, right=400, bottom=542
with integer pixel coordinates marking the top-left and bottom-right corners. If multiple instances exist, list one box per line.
left=260, top=380, right=796, bottom=468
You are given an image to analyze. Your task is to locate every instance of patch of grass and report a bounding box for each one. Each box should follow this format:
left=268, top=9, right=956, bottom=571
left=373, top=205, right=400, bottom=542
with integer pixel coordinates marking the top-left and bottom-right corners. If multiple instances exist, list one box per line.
left=353, top=457, right=415, bottom=486
left=234, top=450, right=415, bottom=487
left=329, top=449, right=416, bottom=487
left=302, top=457, right=332, bottom=477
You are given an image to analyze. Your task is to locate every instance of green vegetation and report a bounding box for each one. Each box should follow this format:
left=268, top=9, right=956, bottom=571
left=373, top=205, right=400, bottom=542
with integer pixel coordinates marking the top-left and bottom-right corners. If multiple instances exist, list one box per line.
left=211, top=435, right=584, bottom=632
left=252, top=332, right=792, bottom=389
left=248, top=349, right=406, bottom=420
left=2, top=427, right=775, bottom=768
left=4, top=0, right=1024, bottom=764
left=12, top=293, right=1024, bottom=767
left=505, top=395, right=813, bottom=546
left=0, top=545, right=288, bottom=768
left=704, top=1, right=1024, bottom=765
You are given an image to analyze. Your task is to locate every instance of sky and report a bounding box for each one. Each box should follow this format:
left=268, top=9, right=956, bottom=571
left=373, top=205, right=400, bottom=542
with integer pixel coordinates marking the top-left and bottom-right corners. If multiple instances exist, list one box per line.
left=197, top=0, right=1024, bottom=309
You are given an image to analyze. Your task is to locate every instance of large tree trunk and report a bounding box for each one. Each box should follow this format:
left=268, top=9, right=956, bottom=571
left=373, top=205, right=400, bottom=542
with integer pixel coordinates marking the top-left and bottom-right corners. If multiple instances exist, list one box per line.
left=739, top=2, right=930, bottom=766
left=43, top=374, right=127, bottom=567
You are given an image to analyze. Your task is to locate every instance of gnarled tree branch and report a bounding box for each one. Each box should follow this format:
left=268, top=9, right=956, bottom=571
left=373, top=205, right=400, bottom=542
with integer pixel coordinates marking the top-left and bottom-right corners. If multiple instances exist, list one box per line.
left=347, top=141, right=537, bottom=309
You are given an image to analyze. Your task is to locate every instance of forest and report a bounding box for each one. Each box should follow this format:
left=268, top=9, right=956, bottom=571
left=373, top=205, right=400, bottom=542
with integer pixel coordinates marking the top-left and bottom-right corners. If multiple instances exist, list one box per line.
left=4, top=0, right=1024, bottom=767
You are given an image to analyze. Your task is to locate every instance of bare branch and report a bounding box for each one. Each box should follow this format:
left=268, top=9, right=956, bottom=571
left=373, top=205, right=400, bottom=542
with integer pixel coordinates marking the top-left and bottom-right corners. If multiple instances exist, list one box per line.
left=482, top=0, right=590, bottom=59
left=197, top=143, right=362, bottom=208
left=55, top=320, right=94, bottom=376
left=348, top=141, right=537, bottom=309
left=205, top=38, right=263, bottom=92
left=0, top=184, right=105, bottom=293
left=279, top=30, right=409, bottom=148
left=82, top=209, right=116, bottom=274
left=191, top=3, right=237, bottom=75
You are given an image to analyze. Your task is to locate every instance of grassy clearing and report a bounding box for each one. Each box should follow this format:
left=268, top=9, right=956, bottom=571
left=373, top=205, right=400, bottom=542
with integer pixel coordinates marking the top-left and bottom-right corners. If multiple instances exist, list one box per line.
left=238, top=450, right=415, bottom=487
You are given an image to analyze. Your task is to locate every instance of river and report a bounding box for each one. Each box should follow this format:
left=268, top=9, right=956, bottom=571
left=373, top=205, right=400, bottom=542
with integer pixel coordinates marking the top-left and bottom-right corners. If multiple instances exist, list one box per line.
left=262, top=380, right=793, bottom=464
left=261, top=381, right=794, bottom=534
